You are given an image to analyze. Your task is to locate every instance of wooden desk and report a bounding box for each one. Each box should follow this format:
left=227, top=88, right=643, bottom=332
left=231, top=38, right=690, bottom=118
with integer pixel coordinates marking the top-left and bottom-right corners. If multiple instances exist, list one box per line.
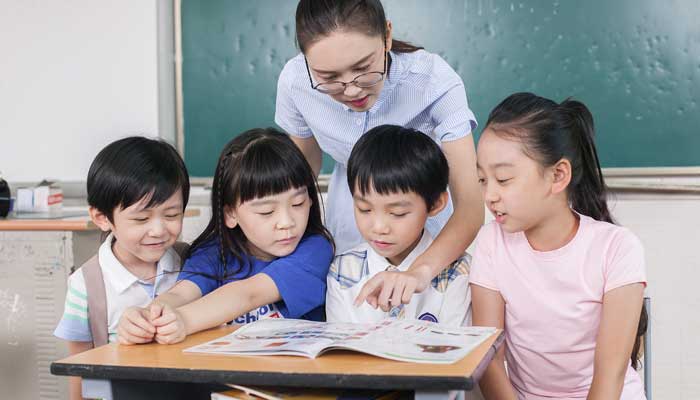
left=51, top=325, right=504, bottom=400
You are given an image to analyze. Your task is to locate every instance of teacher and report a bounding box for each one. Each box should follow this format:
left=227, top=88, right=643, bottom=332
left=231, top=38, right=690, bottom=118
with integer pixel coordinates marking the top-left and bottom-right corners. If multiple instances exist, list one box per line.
left=275, top=0, right=483, bottom=310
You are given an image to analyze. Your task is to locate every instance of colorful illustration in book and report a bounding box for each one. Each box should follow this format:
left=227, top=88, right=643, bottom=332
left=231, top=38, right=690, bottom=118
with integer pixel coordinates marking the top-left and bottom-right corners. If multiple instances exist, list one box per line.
left=416, top=344, right=461, bottom=353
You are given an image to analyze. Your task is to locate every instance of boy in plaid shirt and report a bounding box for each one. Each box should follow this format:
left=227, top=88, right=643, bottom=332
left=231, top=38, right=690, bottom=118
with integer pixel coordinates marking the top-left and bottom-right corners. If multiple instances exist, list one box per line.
left=326, top=125, right=471, bottom=326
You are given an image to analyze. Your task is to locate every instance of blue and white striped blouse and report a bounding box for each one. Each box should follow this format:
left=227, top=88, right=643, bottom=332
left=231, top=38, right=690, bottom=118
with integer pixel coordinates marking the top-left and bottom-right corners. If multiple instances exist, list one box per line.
left=275, top=49, right=477, bottom=252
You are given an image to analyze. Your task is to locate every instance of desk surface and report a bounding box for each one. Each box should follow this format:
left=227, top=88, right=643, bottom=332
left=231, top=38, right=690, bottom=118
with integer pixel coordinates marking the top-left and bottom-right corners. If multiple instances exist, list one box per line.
left=0, top=208, right=200, bottom=231
left=52, top=325, right=504, bottom=390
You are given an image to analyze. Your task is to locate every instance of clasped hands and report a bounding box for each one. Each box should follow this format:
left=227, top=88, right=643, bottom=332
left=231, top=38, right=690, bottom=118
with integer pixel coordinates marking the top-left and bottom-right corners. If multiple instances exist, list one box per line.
left=117, top=302, right=186, bottom=345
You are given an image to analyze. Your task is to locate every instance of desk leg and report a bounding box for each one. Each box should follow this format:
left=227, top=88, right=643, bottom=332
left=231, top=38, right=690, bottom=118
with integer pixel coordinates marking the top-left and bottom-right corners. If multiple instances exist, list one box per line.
left=82, top=378, right=114, bottom=400
left=414, top=390, right=455, bottom=400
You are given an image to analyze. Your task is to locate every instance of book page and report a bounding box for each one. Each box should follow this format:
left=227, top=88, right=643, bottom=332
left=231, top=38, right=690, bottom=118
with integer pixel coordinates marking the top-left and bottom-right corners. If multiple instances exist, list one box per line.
left=185, top=319, right=352, bottom=358
left=185, top=319, right=496, bottom=364
left=326, top=319, right=496, bottom=364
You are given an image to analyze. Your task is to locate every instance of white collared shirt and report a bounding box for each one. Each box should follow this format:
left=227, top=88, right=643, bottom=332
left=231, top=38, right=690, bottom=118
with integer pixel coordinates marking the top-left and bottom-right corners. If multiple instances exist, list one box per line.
left=54, top=234, right=180, bottom=343
left=326, top=230, right=471, bottom=326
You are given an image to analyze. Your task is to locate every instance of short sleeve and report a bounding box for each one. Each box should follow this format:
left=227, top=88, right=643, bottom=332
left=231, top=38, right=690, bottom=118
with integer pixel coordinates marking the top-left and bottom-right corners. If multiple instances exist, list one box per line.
left=177, top=242, right=222, bottom=297
left=469, top=224, right=500, bottom=292
left=429, top=55, right=477, bottom=142
left=274, top=57, right=313, bottom=138
left=54, top=270, right=92, bottom=342
left=263, top=234, right=333, bottom=318
left=604, top=229, right=647, bottom=293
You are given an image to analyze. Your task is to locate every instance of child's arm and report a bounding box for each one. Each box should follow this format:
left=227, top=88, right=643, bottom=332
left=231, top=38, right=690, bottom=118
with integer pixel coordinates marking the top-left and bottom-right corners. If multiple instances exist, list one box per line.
left=153, top=273, right=281, bottom=343
left=471, top=284, right=518, bottom=400
left=66, top=340, right=93, bottom=400
left=117, top=280, right=202, bottom=345
left=587, top=283, right=645, bottom=400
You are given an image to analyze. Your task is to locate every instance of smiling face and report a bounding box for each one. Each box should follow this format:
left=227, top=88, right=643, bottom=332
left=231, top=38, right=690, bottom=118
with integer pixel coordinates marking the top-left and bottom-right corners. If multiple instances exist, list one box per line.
left=476, top=128, right=558, bottom=234
left=353, top=186, right=446, bottom=266
left=304, top=28, right=391, bottom=112
left=90, top=189, right=184, bottom=270
left=224, top=187, right=311, bottom=261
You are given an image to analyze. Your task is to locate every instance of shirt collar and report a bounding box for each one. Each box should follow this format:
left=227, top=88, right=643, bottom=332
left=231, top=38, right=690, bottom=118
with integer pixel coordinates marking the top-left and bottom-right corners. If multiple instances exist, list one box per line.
left=98, top=233, right=180, bottom=294
left=366, top=229, right=433, bottom=275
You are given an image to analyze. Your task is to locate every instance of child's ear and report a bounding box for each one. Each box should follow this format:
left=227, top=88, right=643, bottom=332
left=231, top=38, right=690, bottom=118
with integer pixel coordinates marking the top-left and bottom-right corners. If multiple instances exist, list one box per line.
left=551, top=158, right=572, bottom=195
left=428, top=191, right=449, bottom=217
left=89, top=207, right=113, bottom=232
left=223, top=205, right=238, bottom=229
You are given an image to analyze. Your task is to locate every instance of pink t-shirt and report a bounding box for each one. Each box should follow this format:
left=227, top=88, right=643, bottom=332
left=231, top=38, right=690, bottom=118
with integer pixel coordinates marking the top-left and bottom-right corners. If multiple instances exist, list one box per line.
left=471, top=214, right=647, bottom=400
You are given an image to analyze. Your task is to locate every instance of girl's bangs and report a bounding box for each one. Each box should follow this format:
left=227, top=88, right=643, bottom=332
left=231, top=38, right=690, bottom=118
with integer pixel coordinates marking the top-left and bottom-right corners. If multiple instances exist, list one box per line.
left=234, top=146, right=312, bottom=205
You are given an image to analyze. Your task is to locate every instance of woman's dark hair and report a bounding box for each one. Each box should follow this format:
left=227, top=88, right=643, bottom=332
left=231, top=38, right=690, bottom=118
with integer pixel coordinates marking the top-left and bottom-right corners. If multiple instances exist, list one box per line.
left=87, top=136, right=190, bottom=222
left=295, top=0, right=423, bottom=54
left=347, top=124, right=448, bottom=210
left=188, top=128, right=333, bottom=280
left=484, top=92, right=647, bottom=369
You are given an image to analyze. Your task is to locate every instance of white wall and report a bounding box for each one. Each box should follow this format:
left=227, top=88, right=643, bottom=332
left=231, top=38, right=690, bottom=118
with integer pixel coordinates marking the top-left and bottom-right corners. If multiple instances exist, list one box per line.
left=0, top=0, right=160, bottom=182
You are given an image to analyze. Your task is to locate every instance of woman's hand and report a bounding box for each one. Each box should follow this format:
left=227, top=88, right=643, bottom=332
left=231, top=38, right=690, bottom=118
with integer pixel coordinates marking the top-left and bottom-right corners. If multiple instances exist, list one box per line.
left=354, top=264, right=433, bottom=311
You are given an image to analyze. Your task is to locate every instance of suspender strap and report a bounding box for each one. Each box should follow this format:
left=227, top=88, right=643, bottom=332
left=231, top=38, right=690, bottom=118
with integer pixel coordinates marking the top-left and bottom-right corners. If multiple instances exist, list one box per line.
left=82, top=254, right=109, bottom=347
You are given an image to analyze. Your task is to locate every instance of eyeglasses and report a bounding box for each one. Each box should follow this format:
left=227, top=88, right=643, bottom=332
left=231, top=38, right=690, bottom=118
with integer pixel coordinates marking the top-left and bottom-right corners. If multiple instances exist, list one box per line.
left=305, top=44, right=387, bottom=95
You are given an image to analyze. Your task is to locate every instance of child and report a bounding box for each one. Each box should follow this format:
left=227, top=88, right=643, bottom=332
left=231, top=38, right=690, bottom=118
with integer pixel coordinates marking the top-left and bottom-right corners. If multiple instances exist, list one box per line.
left=325, top=125, right=471, bottom=326
left=54, top=136, right=190, bottom=400
left=471, top=93, right=648, bottom=399
left=118, top=128, right=334, bottom=345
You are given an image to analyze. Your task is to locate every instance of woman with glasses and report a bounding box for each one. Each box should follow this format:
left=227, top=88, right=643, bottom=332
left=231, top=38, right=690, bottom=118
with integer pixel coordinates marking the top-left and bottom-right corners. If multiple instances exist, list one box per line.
left=275, top=0, right=483, bottom=312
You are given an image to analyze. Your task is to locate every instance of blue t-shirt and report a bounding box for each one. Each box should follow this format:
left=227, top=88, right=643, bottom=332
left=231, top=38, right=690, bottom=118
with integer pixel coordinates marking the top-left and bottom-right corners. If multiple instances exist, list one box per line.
left=177, top=234, right=333, bottom=324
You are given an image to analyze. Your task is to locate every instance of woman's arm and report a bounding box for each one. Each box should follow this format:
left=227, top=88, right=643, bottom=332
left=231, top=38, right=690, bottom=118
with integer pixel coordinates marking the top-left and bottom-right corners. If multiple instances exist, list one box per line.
left=356, top=135, right=484, bottom=309
left=289, top=135, right=323, bottom=177
left=587, top=283, right=645, bottom=400
left=471, top=284, right=518, bottom=400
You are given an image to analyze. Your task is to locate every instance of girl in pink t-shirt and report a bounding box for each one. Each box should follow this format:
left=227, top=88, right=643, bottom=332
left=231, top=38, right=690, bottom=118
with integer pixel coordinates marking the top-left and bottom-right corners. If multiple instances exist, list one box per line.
left=471, top=92, right=648, bottom=400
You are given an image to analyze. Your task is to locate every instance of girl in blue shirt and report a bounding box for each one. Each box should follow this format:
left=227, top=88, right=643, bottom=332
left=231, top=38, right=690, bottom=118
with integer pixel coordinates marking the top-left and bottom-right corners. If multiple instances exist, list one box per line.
left=117, top=128, right=334, bottom=345
left=275, top=0, right=483, bottom=311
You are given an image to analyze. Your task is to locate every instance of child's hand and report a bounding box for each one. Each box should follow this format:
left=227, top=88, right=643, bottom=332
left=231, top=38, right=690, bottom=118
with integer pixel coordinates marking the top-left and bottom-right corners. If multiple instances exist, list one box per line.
left=152, top=303, right=187, bottom=344
left=117, top=306, right=156, bottom=345
left=354, top=266, right=432, bottom=312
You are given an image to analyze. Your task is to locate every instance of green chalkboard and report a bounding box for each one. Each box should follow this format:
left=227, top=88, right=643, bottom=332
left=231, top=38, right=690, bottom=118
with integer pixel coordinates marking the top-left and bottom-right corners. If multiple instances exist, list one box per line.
left=182, top=0, right=700, bottom=177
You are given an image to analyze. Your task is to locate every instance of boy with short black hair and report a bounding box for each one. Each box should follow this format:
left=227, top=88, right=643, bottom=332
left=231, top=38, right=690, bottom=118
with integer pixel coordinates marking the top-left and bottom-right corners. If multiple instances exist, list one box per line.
left=326, top=125, right=471, bottom=325
left=54, top=136, right=190, bottom=399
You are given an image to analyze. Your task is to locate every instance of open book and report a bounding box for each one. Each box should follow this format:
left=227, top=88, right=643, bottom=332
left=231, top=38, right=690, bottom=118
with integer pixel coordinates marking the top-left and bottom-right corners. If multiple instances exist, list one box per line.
left=185, top=318, right=496, bottom=364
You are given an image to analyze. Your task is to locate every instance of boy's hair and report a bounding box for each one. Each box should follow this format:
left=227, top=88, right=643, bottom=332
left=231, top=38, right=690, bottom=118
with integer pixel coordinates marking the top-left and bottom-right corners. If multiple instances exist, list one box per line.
left=87, top=136, right=190, bottom=221
left=347, top=125, right=449, bottom=210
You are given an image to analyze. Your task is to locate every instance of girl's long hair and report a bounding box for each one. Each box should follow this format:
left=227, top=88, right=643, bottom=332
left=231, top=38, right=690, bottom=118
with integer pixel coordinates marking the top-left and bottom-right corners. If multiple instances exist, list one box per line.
left=485, top=92, right=647, bottom=369
left=295, top=0, right=423, bottom=54
left=187, top=128, right=333, bottom=282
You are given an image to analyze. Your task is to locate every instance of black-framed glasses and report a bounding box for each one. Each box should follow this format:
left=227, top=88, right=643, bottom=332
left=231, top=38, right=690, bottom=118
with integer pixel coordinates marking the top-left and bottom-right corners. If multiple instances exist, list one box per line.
left=305, top=44, right=387, bottom=95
